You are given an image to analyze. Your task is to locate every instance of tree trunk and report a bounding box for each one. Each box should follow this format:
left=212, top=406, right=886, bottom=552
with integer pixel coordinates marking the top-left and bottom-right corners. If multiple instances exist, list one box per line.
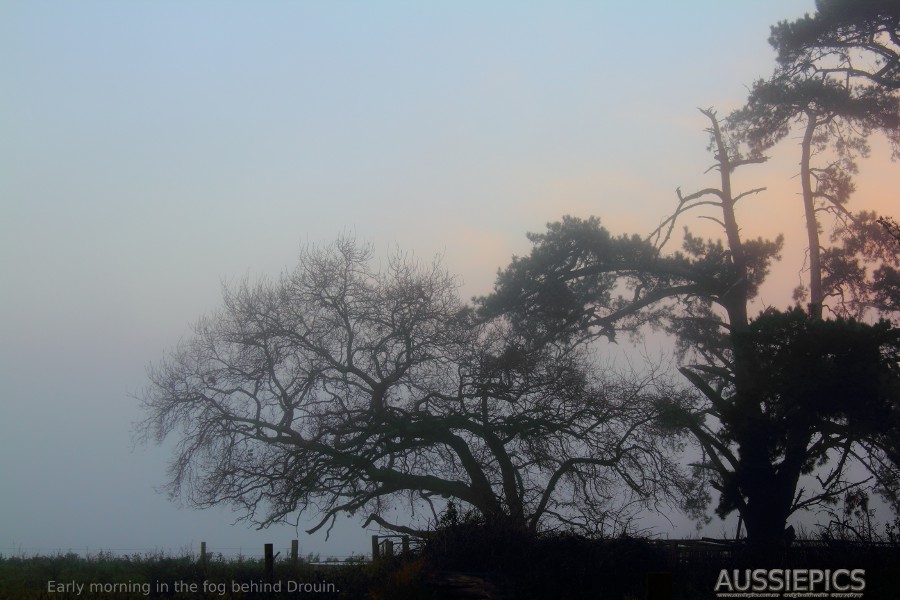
left=742, top=493, right=791, bottom=551
left=737, top=432, right=796, bottom=551
left=800, top=111, right=823, bottom=319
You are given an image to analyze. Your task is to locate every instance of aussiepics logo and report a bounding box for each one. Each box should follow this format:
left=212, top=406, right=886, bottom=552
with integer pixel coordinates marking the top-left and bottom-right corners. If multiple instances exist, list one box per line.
left=714, top=569, right=865, bottom=598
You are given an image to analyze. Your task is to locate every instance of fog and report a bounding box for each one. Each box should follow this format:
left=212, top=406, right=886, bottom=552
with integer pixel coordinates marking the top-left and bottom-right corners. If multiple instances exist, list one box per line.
left=3, top=0, right=896, bottom=559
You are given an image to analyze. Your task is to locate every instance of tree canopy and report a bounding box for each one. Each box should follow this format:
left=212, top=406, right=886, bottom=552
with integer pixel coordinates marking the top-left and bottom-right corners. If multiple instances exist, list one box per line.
left=479, top=2, right=900, bottom=544
left=769, top=0, right=900, bottom=89
left=730, top=61, right=899, bottom=319
left=139, top=237, right=695, bottom=538
left=480, top=109, right=900, bottom=547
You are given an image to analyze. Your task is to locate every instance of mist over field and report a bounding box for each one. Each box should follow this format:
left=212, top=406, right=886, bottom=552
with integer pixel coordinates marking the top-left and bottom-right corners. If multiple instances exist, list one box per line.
left=2, top=0, right=898, bottom=567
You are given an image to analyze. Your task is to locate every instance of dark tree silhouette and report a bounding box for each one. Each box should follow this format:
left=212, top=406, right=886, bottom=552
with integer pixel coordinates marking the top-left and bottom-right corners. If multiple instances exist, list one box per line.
left=730, top=73, right=899, bottom=319
left=138, top=237, right=695, bottom=537
left=880, top=215, right=900, bottom=243
left=737, top=0, right=900, bottom=321
left=719, top=309, right=900, bottom=541
left=821, top=212, right=900, bottom=320
left=769, top=0, right=900, bottom=89
left=480, top=110, right=900, bottom=549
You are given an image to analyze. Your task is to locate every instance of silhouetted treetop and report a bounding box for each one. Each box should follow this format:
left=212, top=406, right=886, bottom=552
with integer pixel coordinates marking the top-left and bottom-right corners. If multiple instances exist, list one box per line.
left=770, top=0, right=900, bottom=89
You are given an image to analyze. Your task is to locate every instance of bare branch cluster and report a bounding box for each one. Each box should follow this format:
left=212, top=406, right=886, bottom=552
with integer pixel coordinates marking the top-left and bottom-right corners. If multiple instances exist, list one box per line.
left=138, top=237, right=693, bottom=537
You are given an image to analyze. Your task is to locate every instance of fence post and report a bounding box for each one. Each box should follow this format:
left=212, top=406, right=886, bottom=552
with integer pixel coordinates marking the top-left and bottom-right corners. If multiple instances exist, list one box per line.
left=291, top=539, right=299, bottom=565
left=384, top=539, right=394, bottom=558
left=371, top=535, right=379, bottom=560
left=402, top=535, right=410, bottom=556
left=264, top=543, right=274, bottom=583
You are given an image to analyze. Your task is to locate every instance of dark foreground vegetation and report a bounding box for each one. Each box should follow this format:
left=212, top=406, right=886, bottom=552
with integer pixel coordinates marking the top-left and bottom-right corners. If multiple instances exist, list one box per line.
left=419, top=522, right=900, bottom=599
left=5, top=524, right=900, bottom=600
left=0, top=550, right=371, bottom=600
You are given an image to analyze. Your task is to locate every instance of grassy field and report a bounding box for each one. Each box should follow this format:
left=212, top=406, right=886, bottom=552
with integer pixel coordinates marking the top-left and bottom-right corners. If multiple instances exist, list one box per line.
left=4, top=533, right=899, bottom=599
left=0, top=551, right=376, bottom=599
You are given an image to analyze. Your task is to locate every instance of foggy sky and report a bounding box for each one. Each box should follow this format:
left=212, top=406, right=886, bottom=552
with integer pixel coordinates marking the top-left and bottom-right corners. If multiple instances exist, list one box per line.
left=2, top=0, right=897, bottom=558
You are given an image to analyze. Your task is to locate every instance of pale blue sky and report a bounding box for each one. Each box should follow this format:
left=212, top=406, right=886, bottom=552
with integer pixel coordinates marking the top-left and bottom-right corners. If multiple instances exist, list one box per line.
left=6, top=0, right=895, bottom=558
